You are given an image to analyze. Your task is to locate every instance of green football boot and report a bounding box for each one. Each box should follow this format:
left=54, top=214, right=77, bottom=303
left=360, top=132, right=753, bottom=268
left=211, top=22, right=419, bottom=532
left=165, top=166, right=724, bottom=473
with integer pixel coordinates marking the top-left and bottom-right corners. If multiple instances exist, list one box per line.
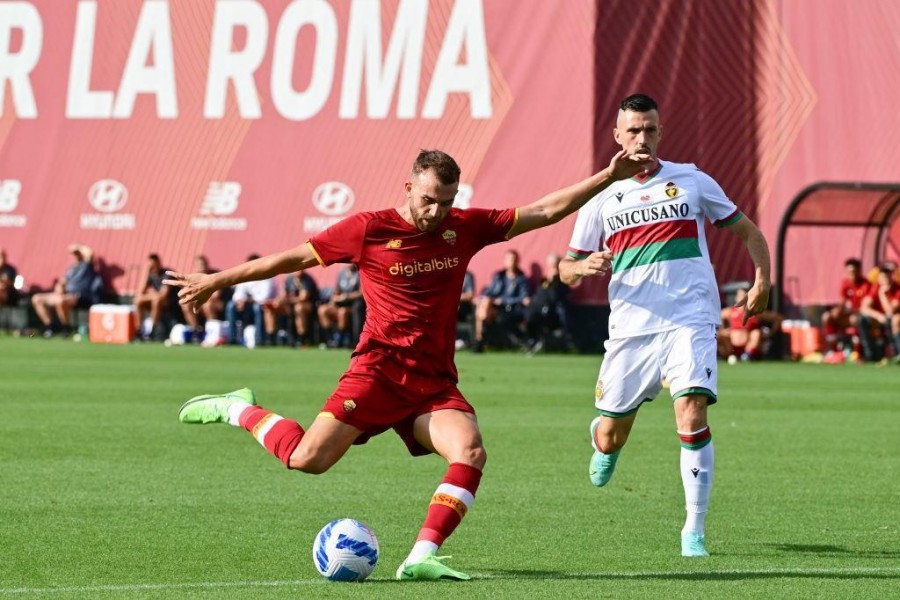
left=178, top=388, right=256, bottom=424
left=589, top=416, right=620, bottom=487
left=681, top=532, right=710, bottom=557
left=395, top=553, right=471, bottom=581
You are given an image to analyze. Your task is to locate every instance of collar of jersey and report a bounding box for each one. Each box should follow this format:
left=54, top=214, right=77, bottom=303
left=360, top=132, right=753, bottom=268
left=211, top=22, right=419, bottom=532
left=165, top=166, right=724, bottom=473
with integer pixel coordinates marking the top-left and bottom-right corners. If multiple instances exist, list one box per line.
left=631, top=161, right=663, bottom=185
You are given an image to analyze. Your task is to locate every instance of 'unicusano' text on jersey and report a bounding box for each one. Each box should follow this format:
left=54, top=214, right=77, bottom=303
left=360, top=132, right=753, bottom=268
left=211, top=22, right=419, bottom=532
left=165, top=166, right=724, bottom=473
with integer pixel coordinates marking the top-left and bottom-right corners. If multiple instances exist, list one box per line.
left=567, top=160, right=742, bottom=339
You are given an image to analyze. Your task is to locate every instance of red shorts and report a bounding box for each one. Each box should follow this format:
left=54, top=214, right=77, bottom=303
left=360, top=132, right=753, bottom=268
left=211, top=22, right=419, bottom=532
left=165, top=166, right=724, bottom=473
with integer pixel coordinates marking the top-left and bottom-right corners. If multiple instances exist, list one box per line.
left=320, top=351, right=474, bottom=456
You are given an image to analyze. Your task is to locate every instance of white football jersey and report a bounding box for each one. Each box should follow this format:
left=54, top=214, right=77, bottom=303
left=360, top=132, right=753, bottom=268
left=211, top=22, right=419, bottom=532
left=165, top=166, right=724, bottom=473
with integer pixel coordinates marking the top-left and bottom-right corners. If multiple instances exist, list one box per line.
left=567, top=160, right=742, bottom=339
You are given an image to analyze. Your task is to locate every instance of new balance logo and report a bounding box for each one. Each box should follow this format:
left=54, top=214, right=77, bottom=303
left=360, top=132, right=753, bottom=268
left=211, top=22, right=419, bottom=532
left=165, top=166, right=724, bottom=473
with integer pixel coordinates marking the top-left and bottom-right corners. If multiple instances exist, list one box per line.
left=691, top=468, right=700, bottom=478
left=0, top=179, right=21, bottom=212
left=200, top=182, right=241, bottom=216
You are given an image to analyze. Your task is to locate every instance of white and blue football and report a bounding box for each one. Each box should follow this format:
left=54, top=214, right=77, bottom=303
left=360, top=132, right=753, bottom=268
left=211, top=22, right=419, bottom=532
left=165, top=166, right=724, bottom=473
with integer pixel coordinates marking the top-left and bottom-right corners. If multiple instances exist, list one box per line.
left=313, top=519, right=380, bottom=582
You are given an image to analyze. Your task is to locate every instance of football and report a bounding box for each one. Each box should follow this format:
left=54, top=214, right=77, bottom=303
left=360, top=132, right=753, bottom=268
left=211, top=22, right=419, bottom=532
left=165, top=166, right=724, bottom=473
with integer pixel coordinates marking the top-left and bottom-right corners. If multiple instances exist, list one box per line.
left=313, top=519, right=380, bottom=582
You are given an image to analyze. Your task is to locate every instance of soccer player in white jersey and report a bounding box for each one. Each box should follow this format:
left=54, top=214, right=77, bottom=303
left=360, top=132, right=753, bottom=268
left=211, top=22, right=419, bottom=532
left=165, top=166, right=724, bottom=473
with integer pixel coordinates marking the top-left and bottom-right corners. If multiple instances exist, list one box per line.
left=559, top=94, right=772, bottom=558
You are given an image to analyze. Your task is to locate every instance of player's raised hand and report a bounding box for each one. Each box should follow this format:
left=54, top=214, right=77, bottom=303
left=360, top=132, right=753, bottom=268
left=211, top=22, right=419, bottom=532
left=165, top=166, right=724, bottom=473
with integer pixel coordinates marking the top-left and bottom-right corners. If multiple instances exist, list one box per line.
left=607, top=149, right=654, bottom=181
left=734, top=281, right=771, bottom=325
left=163, top=270, right=213, bottom=314
left=577, top=250, right=613, bottom=279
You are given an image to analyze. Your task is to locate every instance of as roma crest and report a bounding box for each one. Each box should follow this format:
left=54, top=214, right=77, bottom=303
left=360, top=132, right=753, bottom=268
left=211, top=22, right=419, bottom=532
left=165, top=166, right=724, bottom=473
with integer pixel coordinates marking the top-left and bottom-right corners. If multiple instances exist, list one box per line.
left=343, top=399, right=357, bottom=413
left=442, top=229, right=457, bottom=245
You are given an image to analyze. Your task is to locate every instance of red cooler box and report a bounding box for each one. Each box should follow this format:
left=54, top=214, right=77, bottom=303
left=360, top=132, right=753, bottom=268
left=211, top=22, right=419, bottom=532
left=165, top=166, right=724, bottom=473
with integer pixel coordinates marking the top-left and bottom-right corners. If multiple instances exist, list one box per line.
left=89, top=305, right=137, bottom=344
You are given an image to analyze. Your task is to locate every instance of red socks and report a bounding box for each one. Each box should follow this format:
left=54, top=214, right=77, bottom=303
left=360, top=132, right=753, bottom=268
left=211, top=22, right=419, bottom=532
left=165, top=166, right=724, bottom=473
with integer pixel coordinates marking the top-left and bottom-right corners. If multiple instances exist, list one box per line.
left=238, top=406, right=305, bottom=468
left=416, top=462, right=483, bottom=545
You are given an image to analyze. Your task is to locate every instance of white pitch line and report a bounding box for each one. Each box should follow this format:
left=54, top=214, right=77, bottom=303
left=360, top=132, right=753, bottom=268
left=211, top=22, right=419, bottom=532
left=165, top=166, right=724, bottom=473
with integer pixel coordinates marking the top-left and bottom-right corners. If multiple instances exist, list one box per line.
left=1, top=567, right=898, bottom=595
left=0, top=580, right=325, bottom=596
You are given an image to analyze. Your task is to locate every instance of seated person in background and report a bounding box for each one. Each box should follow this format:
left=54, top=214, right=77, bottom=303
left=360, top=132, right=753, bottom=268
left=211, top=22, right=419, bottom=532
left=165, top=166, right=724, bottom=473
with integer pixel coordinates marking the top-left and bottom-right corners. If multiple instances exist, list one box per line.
left=31, top=244, right=97, bottom=337
left=317, top=263, right=364, bottom=348
left=0, top=248, right=18, bottom=307
left=134, top=253, right=176, bottom=340
left=524, top=253, right=571, bottom=353
left=822, top=258, right=871, bottom=352
left=858, top=266, right=900, bottom=362
left=718, top=285, right=783, bottom=362
left=473, top=249, right=532, bottom=352
left=274, top=269, right=320, bottom=346
left=179, top=255, right=224, bottom=340
left=226, top=254, right=279, bottom=347
left=455, top=270, right=476, bottom=349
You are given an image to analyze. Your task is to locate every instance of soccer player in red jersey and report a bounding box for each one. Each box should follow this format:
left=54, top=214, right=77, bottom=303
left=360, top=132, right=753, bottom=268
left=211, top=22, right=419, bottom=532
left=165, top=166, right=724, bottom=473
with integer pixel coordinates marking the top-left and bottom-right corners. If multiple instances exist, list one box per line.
left=719, top=286, right=783, bottom=361
left=164, top=149, right=652, bottom=581
left=858, top=266, right=900, bottom=362
left=822, top=258, right=871, bottom=352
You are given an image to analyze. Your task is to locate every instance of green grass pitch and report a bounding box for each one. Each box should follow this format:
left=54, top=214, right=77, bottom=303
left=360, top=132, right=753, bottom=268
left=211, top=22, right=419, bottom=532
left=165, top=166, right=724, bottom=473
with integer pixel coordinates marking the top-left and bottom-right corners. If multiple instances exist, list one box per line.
left=1, top=337, right=897, bottom=599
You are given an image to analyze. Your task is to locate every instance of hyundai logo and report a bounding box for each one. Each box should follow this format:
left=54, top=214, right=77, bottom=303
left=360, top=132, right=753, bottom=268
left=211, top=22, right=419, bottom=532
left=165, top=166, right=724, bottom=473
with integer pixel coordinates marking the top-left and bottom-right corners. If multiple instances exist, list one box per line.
left=88, top=179, right=128, bottom=213
left=312, top=182, right=354, bottom=216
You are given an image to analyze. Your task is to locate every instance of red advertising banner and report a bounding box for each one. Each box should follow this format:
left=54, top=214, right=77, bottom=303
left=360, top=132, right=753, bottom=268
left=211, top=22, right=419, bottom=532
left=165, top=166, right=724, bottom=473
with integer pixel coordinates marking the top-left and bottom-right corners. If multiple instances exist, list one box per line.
left=1, top=0, right=898, bottom=305
left=0, top=0, right=595, bottom=296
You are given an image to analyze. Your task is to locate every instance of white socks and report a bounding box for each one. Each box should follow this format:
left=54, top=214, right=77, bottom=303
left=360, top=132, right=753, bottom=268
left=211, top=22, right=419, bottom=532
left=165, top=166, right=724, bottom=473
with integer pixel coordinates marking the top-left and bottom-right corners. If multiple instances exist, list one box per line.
left=227, top=401, right=252, bottom=426
left=404, top=541, right=439, bottom=565
left=680, top=437, right=714, bottom=535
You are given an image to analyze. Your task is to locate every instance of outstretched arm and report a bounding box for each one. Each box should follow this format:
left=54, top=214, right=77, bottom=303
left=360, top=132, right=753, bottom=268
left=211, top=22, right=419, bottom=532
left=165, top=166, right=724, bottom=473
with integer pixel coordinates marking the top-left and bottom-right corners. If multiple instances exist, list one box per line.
left=727, top=217, right=772, bottom=324
left=507, top=151, right=652, bottom=238
left=163, top=244, right=320, bottom=313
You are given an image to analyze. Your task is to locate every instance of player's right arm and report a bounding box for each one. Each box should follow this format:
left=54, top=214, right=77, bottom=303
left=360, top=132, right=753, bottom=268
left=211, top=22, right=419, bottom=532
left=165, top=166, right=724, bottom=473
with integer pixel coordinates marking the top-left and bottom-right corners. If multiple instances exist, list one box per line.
left=164, top=244, right=319, bottom=313
left=507, top=151, right=652, bottom=238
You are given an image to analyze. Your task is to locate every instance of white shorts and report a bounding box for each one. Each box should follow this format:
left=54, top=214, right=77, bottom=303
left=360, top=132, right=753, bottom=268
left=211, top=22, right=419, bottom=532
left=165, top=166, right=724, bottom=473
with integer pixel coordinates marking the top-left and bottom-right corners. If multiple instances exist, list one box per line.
left=594, top=324, right=718, bottom=417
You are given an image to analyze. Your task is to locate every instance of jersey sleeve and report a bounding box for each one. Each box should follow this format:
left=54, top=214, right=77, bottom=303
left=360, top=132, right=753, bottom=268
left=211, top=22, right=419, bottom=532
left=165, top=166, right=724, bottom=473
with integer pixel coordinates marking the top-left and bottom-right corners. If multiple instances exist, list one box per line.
left=465, top=208, right=518, bottom=246
left=307, top=213, right=368, bottom=266
left=566, top=194, right=605, bottom=260
left=695, top=169, right=743, bottom=228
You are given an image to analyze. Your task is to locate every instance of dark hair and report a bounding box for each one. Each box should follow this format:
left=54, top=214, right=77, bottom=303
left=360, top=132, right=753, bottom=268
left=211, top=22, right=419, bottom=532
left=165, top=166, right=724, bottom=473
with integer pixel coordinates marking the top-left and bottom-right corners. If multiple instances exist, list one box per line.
left=148, top=253, right=160, bottom=262
left=411, top=150, right=461, bottom=185
left=619, top=94, right=658, bottom=113
left=844, top=258, right=862, bottom=269
left=247, top=253, right=261, bottom=262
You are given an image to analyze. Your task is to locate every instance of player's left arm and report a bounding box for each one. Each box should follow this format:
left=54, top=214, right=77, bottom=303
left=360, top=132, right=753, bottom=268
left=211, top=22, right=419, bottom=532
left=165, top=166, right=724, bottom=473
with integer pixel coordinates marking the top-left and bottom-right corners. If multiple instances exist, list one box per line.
left=164, top=244, right=319, bottom=314
left=507, top=151, right=652, bottom=238
left=726, top=216, right=772, bottom=324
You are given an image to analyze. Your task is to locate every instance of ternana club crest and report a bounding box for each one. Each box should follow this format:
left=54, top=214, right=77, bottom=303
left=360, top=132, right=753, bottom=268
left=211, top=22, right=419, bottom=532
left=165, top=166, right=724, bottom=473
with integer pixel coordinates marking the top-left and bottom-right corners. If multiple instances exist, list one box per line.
left=665, top=181, right=679, bottom=198
left=595, top=380, right=604, bottom=400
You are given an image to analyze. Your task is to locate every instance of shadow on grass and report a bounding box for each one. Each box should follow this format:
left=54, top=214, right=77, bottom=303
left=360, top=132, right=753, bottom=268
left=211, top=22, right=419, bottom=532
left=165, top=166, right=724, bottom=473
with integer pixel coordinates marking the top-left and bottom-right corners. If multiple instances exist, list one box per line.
left=770, top=544, right=900, bottom=559
left=470, top=569, right=900, bottom=582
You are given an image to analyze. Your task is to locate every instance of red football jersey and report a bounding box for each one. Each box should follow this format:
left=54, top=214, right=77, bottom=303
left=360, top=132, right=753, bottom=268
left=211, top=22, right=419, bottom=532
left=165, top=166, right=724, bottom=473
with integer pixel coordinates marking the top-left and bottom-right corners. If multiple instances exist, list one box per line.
left=309, top=207, right=517, bottom=381
left=840, top=278, right=871, bottom=310
left=866, top=284, right=900, bottom=313
left=728, top=306, right=759, bottom=331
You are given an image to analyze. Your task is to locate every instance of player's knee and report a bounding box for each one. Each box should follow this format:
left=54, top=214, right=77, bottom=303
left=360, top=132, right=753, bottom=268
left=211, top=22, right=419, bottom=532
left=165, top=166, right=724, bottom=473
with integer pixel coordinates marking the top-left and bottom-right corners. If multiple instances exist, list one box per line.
left=452, top=444, right=486, bottom=470
left=288, top=448, right=335, bottom=475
